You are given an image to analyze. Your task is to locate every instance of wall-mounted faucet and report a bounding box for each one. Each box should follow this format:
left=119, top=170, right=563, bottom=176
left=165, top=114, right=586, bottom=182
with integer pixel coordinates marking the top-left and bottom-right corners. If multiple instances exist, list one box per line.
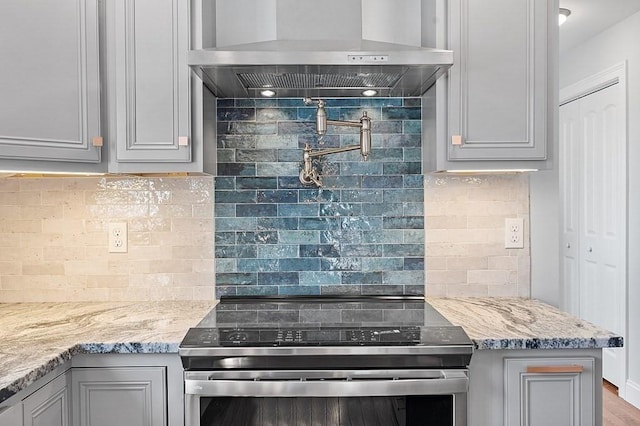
left=300, top=98, right=371, bottom=187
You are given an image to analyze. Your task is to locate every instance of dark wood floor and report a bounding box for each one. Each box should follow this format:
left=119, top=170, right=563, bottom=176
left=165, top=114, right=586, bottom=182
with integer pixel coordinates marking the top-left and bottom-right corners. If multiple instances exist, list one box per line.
left=604, top=381, right=640, bottom=425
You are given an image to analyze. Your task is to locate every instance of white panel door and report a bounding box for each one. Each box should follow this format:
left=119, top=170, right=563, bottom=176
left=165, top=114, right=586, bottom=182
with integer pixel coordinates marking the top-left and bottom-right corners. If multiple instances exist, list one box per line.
left=560, top=66, right=627, bottom=392
left=560, top=99, right=580, bottom=316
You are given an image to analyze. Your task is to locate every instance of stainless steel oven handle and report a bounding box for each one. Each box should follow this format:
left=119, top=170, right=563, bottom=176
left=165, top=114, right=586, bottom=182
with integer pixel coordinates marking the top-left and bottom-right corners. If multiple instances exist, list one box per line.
left=185, top=370, right=468, bottom=397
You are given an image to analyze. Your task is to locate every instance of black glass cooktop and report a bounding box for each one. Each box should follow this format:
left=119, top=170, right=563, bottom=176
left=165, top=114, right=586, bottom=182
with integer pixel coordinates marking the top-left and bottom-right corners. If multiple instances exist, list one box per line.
left=180, top=296, right=472, bottom=348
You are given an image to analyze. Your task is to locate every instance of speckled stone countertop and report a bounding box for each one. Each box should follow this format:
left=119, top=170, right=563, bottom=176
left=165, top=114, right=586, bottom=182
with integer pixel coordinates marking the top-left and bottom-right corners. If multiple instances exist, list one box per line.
left=0, top=298, right=623, bottom=405
left=0, top=301, right=215, bottom=404
left=427, top=297, right=623, bottom=350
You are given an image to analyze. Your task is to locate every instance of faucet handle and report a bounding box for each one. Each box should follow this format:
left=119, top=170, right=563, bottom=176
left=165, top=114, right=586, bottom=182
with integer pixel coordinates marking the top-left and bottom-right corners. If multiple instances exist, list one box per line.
left=299, top=168, right=323, bottom=187
left=303, top=97, right=325, bottom=107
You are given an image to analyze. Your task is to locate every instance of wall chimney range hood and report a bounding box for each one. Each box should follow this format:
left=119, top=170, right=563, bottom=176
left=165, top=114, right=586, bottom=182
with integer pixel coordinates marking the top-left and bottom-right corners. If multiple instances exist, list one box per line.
left=188, top=39, right=453, bottom=98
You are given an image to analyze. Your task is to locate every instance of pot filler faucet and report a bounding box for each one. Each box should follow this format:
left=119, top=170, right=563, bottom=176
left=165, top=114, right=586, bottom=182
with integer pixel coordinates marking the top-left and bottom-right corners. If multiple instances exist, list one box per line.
left=300, top=98, right=371, bottom=187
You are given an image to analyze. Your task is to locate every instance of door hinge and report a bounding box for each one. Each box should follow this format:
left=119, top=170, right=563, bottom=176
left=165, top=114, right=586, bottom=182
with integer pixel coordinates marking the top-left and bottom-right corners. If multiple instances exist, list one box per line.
left=92, top=136, right=103, bottom=147
left=178, top=136, right=189, bottom=147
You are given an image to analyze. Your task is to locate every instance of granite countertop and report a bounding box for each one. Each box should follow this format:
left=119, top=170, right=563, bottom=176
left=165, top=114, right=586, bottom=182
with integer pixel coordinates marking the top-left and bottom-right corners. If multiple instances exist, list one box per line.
left=427, top=297, right=624, bottom=350
left=0, top=301, right=215, bottom=404
left=0, top=297, right=623, bottom=405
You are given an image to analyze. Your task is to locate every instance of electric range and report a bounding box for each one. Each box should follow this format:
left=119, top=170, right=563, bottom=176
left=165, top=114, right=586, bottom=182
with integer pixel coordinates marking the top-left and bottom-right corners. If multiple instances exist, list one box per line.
left=179, top=295, right=473, bottom=426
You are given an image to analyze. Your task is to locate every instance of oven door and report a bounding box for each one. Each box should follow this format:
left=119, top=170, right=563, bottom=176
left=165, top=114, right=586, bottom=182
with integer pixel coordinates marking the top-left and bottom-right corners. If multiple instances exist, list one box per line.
left=185, top=369, right=468, bottom=426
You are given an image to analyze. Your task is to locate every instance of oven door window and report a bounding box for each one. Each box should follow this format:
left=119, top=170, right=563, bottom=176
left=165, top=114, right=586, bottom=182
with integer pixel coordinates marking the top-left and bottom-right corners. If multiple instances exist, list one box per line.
left=199, top=395, right=454, bottom=426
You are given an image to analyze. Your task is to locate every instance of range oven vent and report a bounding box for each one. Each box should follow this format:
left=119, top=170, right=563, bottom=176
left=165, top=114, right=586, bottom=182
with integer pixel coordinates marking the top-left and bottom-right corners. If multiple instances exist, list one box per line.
left=236, top=72, right=404, bottom=90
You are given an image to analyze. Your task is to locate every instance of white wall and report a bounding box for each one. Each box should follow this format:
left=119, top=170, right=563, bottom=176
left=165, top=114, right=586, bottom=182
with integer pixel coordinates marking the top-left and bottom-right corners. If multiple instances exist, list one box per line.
left=529, top=0, right=560, bottom=307
left=560, top=10, right=640, bottom=407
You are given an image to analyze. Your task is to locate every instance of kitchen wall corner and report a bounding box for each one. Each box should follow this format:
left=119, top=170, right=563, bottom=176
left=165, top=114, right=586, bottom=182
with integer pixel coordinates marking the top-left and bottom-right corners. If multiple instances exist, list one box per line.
left=425, top=173, right=531, bottom=298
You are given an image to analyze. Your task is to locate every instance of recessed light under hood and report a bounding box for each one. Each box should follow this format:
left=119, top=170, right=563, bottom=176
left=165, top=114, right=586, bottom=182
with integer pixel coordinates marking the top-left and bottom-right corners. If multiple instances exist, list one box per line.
left=188, top=39, right=453, bottom=98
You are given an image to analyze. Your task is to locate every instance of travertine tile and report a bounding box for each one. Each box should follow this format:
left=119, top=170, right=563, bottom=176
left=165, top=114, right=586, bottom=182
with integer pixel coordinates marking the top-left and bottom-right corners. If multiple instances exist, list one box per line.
left=467, top=270, right=510, bottom=285
left=425, top=257, right=447, bottom=270
left=0, top=176, right=215, bottom=302
left=426, top=270, right=467, bottom=285
left=488, top=256, right=519, bottom=270
left=425, top=174, right=530, bottom=297
left=447, top=257, right=489, bottom=271
left=0, top=261, right=21, bottom=275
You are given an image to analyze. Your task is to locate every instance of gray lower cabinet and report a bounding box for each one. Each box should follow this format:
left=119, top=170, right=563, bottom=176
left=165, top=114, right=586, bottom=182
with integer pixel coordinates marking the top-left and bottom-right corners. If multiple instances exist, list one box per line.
left=504, top=357, right=595, bottom=426
left=0, top=355, right=182, bottom=426
left=469, top=349, right=602, bottom=426
left=425, top=0, right=556, bottom=171
left=0, top=0, right=103, bottom=170
left=0, top=403, right=23, bottom=426
left=72, top=366, right=167, bottom=426
left=22, top=371, right=72, bottom=426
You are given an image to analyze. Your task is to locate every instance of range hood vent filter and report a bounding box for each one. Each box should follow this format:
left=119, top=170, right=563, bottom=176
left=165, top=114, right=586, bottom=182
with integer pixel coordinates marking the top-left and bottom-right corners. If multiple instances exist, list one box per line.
left=188, top=40, right=453, bottom=98
left=237, top=72, right=403, bottom=90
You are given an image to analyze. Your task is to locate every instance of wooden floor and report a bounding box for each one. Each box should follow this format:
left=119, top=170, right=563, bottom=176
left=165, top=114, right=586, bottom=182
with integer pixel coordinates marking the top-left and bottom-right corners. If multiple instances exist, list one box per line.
left=604, top=381, right=640, bottom=425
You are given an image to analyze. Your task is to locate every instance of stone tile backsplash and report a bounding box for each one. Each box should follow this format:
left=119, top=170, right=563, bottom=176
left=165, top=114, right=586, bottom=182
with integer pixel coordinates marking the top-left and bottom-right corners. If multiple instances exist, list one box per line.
left=425, top=174, right=530, bottom=298
left=214, top=98, right=425, bottom=297
left=0, top=175, right=214, bottom=302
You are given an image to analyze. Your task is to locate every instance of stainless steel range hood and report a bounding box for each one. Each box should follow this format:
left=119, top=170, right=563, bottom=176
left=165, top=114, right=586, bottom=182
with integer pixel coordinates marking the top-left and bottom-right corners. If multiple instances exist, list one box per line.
left=188, top=39, right=453, bottom=98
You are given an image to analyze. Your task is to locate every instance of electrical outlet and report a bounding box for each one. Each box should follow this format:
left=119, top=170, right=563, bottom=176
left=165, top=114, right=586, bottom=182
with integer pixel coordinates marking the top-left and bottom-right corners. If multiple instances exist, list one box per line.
left=504, top=218, right=524, bottom=249
left=108, top=222, right=128, bottom=253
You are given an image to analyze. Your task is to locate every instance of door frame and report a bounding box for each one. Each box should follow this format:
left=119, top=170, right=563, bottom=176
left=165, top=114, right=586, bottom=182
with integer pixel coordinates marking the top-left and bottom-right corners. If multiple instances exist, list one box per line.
left=559, top=61, right=628, bottom=398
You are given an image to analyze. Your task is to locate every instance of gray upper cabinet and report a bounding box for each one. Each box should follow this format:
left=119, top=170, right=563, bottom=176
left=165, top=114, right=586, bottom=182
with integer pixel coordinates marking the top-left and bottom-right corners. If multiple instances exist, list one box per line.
left=0, top=0, right=103, bottom=170
left=0, top=0, right=203, bottom=174
left=105, top=0, right=201, bottom=173
left=424, top=0, right=556, bottom=171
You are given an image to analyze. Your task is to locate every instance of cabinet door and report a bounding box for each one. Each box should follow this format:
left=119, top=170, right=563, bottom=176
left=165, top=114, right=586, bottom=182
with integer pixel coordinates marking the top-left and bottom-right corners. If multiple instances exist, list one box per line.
left=22, top=371, right=71, bottom=426
left=106, top=0, right=192, bottom=169
left=445, top=0, right=549, bottom=163
left=560, top=75, right=627, bottom=390
left=0, top=0, right=102, bottom=164
left=72, top=366, right=167, bottom=426
left=0, top=403, right=23, bottom=426
left=504, top=357, right=595, bottom=426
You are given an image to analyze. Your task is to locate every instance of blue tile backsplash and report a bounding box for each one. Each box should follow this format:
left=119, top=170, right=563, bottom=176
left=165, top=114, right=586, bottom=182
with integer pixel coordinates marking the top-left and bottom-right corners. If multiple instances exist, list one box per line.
left=214, top=98, right=424, bottom=297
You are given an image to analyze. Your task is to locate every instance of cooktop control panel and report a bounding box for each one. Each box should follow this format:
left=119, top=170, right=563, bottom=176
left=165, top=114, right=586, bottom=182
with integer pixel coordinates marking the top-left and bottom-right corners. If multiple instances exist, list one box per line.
left=182, top=327, right=423, bottom=347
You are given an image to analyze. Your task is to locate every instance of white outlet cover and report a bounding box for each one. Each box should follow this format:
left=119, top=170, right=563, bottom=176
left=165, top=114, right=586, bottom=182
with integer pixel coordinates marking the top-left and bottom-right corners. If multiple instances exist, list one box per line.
left=504, top=218, right=524, bottom=249
left=108, top=222, right=128, bottom=253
